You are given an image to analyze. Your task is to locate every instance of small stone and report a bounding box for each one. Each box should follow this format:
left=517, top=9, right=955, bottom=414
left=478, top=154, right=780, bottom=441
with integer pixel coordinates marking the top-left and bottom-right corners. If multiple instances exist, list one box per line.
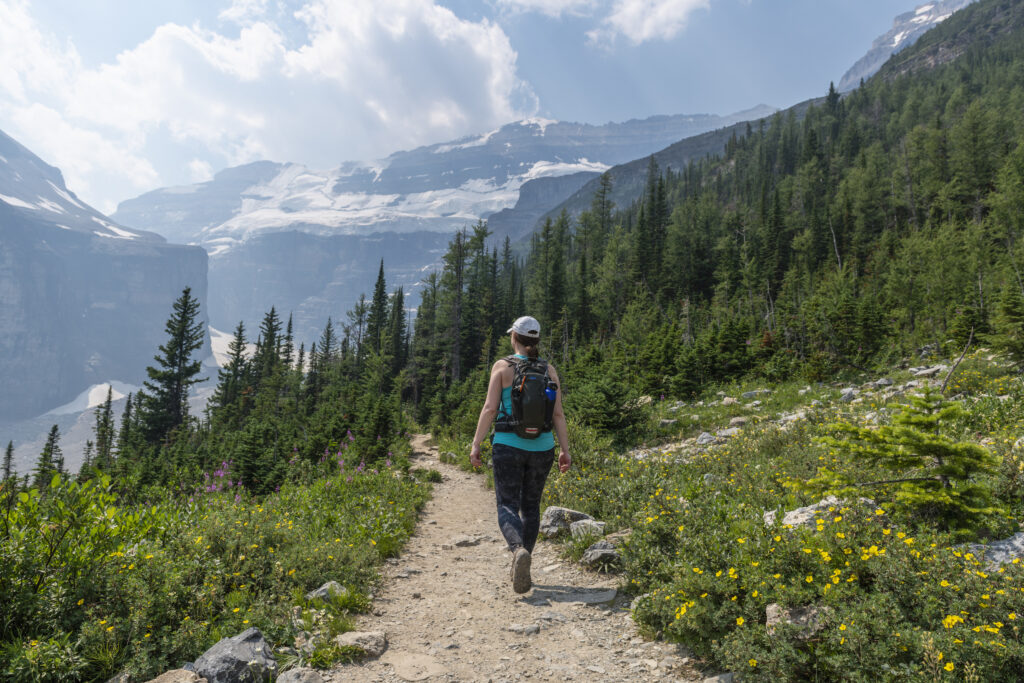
left=335, top=631, right=388, bottom=658
left=875, top=378, right=894, bottom=387
left=728, top=416, right=748, bottom=427
left=764, top=496, right=881, bottom=528
left=696, top=432, right=716, bottom=446
left=659, top=418, right=678, bottom=427
left=509, top=623, right=541, bottom=635
left=305, top=581, right=348, bottom=602
left=540, top=506, right=593, bottom=538
left=604, top=528, right=633, bottom=546
left=451, top=535, right=481, bottom=547
left=703, top=674, right=735, bottom=683
left=276, top=669, right=324, bottom=683
left=915, top=365, right=948, bottom=378
left=586, top=666, right=606, bottom=674
left=580, top=540, right=620, bottom=568
left=741, top=389, right=770, bottom=399
left=839, top=387, right=858, bottom=402
left=721, top=397, right=738, bottom=406
left=570, top=519, right=606, bottom=539
left=715, top=427, right=740, bottom=438
left=766, top=603, right=832, bottom=640
left=193, top=628, right=277, bottom=683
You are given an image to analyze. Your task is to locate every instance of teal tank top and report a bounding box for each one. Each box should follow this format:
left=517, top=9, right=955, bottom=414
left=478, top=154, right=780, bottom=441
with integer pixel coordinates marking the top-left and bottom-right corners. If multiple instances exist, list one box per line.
left=492, top=355, right=556, bottom=452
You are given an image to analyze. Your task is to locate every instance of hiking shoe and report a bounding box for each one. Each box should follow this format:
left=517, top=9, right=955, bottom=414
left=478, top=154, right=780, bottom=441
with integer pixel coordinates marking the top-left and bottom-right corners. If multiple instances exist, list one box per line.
left=511, top=547, right=532, bottom=593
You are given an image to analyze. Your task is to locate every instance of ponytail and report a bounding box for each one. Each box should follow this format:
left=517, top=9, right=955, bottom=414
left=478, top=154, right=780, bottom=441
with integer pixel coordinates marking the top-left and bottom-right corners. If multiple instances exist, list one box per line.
left=512, top=332, right=540, bottom=359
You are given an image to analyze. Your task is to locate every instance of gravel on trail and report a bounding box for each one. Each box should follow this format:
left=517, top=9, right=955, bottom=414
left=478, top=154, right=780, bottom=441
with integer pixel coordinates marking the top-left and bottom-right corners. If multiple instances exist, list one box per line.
left=327, top=434, right=700, bottom=683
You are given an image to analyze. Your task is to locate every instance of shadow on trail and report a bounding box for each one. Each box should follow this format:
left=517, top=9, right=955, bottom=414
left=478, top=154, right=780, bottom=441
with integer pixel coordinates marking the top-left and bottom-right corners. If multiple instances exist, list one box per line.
left=523, top=584, right=618, bottom=606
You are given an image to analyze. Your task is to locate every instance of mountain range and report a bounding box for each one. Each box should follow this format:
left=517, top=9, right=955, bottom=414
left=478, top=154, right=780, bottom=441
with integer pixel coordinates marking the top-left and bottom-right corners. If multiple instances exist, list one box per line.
left=0, top=129, right=208, bottom=424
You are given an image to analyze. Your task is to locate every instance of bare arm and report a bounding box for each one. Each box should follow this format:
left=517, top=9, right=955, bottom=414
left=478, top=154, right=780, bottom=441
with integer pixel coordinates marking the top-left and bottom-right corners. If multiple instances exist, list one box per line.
left=470, top=362, right=506, bottom=467
left=548, top=364, right=571, bottom=472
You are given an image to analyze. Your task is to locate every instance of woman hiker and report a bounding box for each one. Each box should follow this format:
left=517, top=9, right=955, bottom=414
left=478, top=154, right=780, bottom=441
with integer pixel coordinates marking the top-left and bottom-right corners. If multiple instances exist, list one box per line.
left=470, top=315, right=572, bottom=594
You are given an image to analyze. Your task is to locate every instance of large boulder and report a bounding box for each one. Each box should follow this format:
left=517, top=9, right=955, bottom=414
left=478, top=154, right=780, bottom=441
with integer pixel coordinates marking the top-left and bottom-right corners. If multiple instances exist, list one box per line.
left=193, top=628, right=276, bottom=683
left=540, top=506, right=593, bottom=538
left=335, top=630, right=388, bottom=658
left=966, top=532, right=1024, bottom=570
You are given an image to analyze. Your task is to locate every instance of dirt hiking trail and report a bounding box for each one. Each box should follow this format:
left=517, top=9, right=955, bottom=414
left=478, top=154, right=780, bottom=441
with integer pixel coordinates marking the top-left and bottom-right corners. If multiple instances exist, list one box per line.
left=330, top=434, right=700, bottom=683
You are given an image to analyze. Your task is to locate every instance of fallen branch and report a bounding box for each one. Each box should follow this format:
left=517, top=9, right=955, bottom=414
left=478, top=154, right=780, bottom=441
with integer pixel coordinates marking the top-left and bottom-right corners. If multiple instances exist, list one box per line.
left=941, top=328, right=974, bottom=395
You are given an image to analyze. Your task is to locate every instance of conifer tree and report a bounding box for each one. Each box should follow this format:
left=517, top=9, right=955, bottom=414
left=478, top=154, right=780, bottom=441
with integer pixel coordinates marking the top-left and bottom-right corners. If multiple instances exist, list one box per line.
left=366, top=261, right=389, bottom=353
left=212, top=321, right=249, bottom=411
left=990, top=281, right=1024, bottom=365
left=812, top=390, right=1002, bottom=535
left=252, top=307, right=282, bottom=384
left=386, top=287, right=407, bottom=375
left=33, top=424, right=61, bottom=488
left=283, top=314, right=295, bottom=367
left=141, top=287, right=206, bottom=444
left=93, top=386, right=115, bottom=470
left=2, top=440, right=13, bottom=483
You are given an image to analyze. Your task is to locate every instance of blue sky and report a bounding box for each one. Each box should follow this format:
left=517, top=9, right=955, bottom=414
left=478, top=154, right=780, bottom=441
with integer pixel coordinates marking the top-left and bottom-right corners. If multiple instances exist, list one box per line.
left=0, top=0, right=911, bottom=212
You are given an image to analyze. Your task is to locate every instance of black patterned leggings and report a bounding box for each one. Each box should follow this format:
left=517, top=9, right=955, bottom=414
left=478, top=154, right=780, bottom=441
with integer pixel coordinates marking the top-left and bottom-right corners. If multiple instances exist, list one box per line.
left=491, top=443, right=555, bottom=553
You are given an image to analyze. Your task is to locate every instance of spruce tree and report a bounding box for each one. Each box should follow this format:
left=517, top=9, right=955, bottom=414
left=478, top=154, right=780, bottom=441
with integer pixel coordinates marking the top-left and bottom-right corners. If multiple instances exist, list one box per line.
left=2, top=440, right=13, bottom=483
left=990, top=282, right=1024, bottom=365
left=141, top=287, right=206, bottom=444
left=366, top=261, right=389, bottom=353
left=93, top=386, right=115, bottom=470
left=812, top=390, right=1003, bottom=535
left=212, top=321, right=249, bottom=410
left=33, top=424, right=61, bottom=488
left=386, top=287, right=407, bottom=375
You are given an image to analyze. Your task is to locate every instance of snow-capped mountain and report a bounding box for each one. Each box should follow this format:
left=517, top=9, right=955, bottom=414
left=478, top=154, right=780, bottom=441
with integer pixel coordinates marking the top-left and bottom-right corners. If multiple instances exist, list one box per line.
left=0, top=128, right=208, bottom=423
left=114, top=109, right=775, bottom=252
left=0, top=129, right=162, bottom=242
left=838, top=0, right=977, bottom=92
left=113, top=107, right=775, bottom=342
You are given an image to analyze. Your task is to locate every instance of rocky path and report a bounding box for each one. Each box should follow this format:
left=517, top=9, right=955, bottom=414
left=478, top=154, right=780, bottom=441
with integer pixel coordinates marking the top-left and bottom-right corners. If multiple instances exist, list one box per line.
left=328, top=434, right=698, bottom=683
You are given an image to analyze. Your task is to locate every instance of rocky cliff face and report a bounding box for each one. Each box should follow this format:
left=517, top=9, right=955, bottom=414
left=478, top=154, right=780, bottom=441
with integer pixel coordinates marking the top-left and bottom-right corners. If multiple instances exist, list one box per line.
left=0, top=129, right=208, bottom=422
left=838, top=0, right=977, bottom=92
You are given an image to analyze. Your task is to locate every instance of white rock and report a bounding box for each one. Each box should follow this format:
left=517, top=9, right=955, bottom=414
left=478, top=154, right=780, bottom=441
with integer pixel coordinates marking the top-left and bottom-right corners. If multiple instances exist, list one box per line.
left=570, top=519, right=606, bottom=539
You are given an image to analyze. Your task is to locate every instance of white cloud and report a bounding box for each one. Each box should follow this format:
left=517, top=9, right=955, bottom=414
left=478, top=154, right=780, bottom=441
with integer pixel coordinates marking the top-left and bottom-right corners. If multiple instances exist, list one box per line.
left=189, top=159, right=215, bottom=182
left=588, top=0, right=710, bottom=45
left=0, top=0, right=537, bottom=212
left=495, top=0, right=597, bottom=18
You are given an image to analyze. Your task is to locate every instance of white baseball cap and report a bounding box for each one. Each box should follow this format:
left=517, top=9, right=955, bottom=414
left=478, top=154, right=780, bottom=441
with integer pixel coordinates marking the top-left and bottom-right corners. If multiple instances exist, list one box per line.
left=506, top=315, right=540, bottom=338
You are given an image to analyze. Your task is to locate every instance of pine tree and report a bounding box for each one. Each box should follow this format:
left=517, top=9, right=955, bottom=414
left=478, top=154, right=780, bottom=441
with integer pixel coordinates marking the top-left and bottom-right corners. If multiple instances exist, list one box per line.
left=141, top=287, right=206, bottom=444
left=33, top=424, right=61, bottom=488
left=366, top=261, right=389, bottom=353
